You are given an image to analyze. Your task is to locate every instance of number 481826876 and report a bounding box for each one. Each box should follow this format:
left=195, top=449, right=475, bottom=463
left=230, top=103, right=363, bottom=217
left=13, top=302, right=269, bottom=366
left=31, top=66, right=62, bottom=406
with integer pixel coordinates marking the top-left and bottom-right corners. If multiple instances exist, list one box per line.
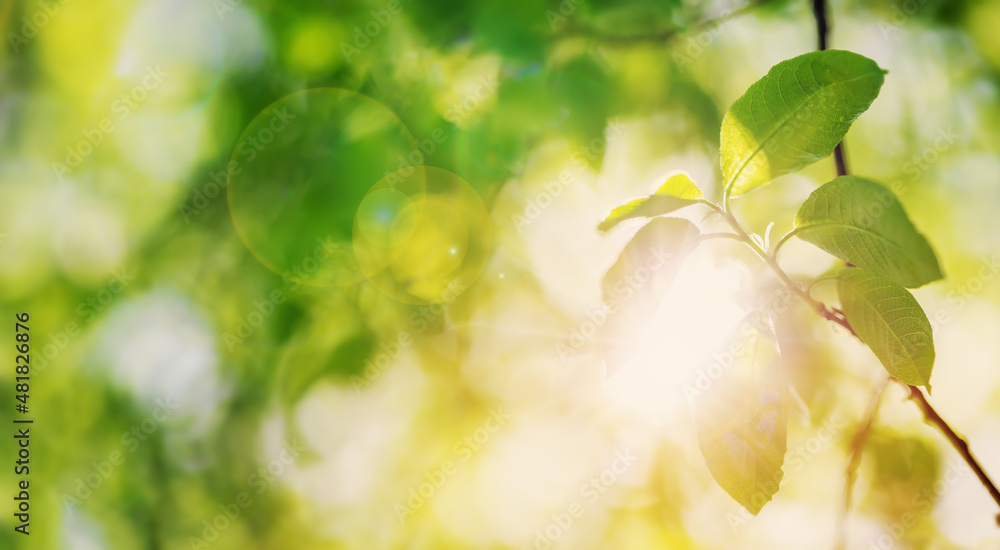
left=14, top=313, right=29, bottom=411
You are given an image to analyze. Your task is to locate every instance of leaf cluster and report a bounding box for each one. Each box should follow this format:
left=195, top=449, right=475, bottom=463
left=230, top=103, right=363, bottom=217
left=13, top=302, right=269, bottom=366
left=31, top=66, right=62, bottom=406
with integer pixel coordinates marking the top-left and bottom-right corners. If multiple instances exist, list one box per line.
left=599, top=50, right=942, bottom=514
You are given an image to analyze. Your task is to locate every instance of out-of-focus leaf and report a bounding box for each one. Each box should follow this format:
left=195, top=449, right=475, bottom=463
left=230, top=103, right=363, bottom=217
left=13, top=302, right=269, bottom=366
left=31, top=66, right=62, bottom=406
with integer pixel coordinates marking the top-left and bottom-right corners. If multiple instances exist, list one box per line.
left=721, top=50, right=885, bottom=198
left=794, top=176, right=943, bottom=288
left=696, top=312, right=786, bottom=515
left=583, top=0, right=683, bottom=36
left=597, top=217, right=699, bottom=376
left=837, top=267, right=935, bottom=387
left=601, top=217, right=700, bottom=305
left=406, top=0, right=477, bottom=48
left=548, top=55, right=615, bottom=171
left=599, top=172, right=703, bottom=232
left=867, top=431, right=942, bottom=523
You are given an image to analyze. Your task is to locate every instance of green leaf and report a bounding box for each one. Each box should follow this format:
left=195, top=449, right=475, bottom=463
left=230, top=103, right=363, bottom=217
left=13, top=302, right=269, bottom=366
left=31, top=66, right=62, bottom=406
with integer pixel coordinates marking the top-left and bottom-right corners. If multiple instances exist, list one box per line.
left=793, top=176, right=943, bottom=288
left=837, top=268, right=935, bottom=387
left=602, top=217, right=700, bottom=305
left=696, top=312, right=786, bottom=515
left=721, top=50, right=886, bottom=198
left=598, top=172, right=704, bottom=232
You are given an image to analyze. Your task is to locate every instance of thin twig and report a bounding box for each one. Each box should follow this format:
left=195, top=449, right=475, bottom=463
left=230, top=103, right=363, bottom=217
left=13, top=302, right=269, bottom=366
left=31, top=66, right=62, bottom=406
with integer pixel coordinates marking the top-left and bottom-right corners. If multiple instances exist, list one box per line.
left=835, top=377, right=890, bottom=549
left=807, top=0, right=1000, bottom=527
left=907, top=385, right=1000, bottom=526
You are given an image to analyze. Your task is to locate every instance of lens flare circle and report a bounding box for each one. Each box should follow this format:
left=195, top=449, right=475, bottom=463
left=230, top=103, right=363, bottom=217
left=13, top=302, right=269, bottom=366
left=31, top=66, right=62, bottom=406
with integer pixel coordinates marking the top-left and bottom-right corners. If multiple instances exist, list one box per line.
left=353, top=167, right=491, bottom=304
left=228, top=88, right=422, bottom=287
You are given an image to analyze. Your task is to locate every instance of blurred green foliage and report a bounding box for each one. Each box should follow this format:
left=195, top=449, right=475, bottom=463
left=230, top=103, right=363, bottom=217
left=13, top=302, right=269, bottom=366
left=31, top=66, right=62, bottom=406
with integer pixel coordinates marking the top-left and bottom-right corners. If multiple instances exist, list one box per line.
left=2, top=0, right=1000, bottom=548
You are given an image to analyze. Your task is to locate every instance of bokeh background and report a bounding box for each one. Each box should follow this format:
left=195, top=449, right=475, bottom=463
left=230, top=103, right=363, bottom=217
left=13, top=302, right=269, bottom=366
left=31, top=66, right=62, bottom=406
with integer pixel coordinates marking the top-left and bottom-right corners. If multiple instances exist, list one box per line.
left=3, top=0, right=1000, bottom=548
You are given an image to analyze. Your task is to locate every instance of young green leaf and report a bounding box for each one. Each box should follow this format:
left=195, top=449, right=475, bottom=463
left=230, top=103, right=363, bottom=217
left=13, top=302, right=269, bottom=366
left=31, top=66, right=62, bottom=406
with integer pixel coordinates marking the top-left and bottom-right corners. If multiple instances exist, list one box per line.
left=837, top=268, right=935, bottom=387
left=696, top=312, right=786, bottom=515
left=721, top=50, right=885, bottom=199
left=598, top=172, right=704, bottom=232
left=793, top=176, right=942, bottom=288
left=602, top=217, right=700, bottom=306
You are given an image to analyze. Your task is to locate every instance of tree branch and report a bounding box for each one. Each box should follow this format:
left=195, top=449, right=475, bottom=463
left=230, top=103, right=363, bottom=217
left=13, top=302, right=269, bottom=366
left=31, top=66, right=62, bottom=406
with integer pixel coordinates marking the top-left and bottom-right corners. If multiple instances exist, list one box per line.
left=907, top=385, right=1000, bottom=526
left=720, top=198, right=1000, bottom=525
left=811, top=0, right=830, bottom=50
left=812, top=0, right=848, bottom=176
left=806, top=0, right=1000, bottom=527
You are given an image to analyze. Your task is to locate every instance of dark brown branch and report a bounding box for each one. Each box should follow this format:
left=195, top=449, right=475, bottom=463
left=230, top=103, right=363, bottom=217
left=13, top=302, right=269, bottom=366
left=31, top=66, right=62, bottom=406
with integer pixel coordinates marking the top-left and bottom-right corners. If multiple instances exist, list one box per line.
left=725, top=195, right=1000, bottom=524
left=812, top=0, right=848, bottom=176
left=907, top=385, right=1000, bottom=525
left=768, top=244, right=1000, bottom=527
left=832, top=141, right=849, bottom=176
left=808, top=0, right=1000, bottom=526
left=812, top=0, right=830, bottom=50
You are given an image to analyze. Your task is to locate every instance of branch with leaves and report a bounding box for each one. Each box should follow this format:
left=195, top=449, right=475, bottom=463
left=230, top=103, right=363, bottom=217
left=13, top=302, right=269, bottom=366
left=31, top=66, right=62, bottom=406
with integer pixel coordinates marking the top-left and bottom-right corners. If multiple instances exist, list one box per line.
left=598, top=46, right=1000, bottom=531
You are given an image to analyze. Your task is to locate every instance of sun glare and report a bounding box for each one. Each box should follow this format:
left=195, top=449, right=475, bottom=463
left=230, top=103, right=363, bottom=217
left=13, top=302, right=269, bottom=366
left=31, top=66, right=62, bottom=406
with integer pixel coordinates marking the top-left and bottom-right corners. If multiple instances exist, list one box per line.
left=604, top=246, right=748, bottom=424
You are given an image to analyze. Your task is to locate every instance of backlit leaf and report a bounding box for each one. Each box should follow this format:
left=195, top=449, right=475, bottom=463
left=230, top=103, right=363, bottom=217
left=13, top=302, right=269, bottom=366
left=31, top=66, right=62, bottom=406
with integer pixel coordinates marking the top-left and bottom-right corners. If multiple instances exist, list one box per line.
left=721, top=50, right=885, bottom=198
left=598, top=172, right=704, bottom=232
left=696, top=312, right=786, bottom=515
left=837, top=267, right=935, bottom=387
left=794, top=176, right=942, bottom=288
left=602, top=217, right=700, bottom=306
